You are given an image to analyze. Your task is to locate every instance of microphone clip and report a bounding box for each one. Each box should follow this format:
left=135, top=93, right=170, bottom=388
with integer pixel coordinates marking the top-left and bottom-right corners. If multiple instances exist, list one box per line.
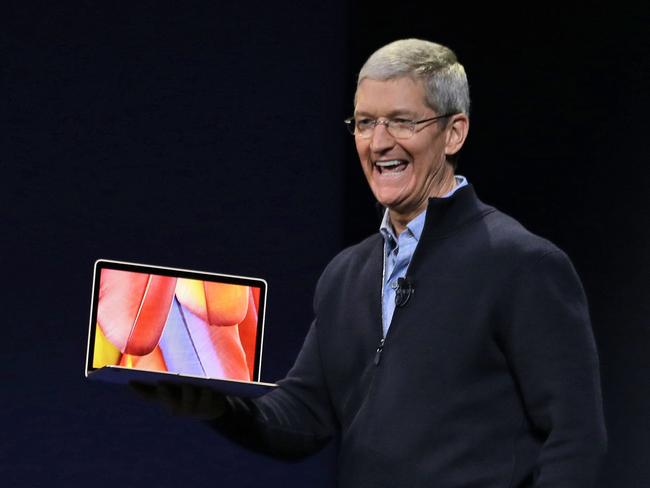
left=395, top=277, right=414, bottom=308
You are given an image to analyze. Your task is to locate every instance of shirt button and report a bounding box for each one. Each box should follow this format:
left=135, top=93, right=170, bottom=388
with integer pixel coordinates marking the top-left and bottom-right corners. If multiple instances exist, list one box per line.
left=391, top=281, right=399, bottom=290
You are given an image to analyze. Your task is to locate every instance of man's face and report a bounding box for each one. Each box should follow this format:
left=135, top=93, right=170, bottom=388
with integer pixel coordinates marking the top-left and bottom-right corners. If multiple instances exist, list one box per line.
left=354, top=77, right=452, bottom=221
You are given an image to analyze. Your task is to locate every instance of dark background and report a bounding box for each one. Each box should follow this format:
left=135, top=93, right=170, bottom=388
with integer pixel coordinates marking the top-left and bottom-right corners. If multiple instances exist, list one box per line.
left=2, top=1, right=648, bottom=486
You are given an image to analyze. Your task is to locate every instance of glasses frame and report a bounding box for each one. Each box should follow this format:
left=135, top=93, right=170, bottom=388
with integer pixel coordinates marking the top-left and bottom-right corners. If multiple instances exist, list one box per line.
left=344, top=113, right=457, bottom=139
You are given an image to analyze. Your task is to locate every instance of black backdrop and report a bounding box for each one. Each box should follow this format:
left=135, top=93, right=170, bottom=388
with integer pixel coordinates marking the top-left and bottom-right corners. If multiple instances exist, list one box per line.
left=3, top=2, right=649, bottom=487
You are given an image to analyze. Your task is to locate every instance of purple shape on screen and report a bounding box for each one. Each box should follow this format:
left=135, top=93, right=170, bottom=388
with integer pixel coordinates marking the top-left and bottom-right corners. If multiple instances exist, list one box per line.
left=158, top=298, right=227, bottom=378
left=158, top=298, right=206, bottom=376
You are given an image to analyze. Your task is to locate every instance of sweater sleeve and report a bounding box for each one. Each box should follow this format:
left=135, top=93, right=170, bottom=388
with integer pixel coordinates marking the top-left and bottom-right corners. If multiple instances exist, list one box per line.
left=208, top=319, right=338, bottom=460
left=502, top=249, right=607, bottom=487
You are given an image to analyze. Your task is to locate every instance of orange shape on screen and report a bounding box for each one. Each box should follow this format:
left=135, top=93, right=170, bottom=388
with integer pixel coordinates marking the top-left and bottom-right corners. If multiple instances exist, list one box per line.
left=97, top=269, right=177, bottom=355
left=120, top=345, right=167, bottom=372
left=175, top=278, right=207, bottom=319
left=176, top=279, right=249, bottom=327
left=207, top=324, right=250, bottom=380
left=238, top=288, right=259, bottom=378
left=204, top=282, right=249, bottom=326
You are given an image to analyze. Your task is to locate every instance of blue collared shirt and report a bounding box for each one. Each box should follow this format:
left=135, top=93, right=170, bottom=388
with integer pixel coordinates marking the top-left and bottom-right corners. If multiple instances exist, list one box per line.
left=379, top=175, right=468, bottom=336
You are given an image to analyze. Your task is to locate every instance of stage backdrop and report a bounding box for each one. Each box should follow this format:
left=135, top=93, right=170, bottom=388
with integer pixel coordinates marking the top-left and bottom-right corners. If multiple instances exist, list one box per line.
left=3, top=1, right=649, bottom=487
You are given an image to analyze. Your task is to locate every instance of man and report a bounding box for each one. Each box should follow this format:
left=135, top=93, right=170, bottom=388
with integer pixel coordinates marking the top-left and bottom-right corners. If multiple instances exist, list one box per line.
left=136, top=39, right=607, bottom=487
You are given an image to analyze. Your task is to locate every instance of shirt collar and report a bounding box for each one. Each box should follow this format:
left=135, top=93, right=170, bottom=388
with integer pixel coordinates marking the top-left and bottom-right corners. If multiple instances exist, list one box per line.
left=379, top=175, right=468, bottom=245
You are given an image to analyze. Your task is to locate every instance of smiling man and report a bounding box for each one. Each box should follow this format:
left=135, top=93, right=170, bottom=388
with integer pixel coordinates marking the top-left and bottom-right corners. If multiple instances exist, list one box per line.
left=350, top=75, right=465, bottom=233
left=136, top=39, right=607, bottom=487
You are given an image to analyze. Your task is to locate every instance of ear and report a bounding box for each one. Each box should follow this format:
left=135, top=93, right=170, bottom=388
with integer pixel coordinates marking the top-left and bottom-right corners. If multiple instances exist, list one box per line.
left=444, top=114, right=469, bottom=157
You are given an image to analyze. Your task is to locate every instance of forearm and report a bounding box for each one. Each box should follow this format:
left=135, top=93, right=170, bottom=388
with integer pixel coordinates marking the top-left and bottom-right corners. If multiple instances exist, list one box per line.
left=209, top=388, right=333, bottom=460
left=208, top=321, right=337, bottom=460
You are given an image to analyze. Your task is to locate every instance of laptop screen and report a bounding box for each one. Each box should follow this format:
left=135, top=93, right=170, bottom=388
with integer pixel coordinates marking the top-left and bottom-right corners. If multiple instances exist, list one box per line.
left=86, top=260, right=267, bottom=383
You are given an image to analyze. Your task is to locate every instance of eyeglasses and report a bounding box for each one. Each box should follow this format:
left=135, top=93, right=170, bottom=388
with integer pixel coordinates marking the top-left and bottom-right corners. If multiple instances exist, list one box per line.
left=343, top=113, right=456, bottom=139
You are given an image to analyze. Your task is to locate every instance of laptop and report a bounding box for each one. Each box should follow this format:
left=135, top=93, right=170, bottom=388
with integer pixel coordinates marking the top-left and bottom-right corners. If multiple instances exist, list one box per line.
left=85, top=259, right=277, bottom=397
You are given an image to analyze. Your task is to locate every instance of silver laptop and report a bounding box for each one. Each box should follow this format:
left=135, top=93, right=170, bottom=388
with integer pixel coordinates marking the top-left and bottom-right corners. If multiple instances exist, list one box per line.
left=85, top=259, right=276, bottom=397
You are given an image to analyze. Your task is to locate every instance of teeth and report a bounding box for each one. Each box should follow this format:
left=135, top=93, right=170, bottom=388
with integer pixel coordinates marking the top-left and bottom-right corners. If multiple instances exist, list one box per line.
left=376, top=160, right=406, bottom=167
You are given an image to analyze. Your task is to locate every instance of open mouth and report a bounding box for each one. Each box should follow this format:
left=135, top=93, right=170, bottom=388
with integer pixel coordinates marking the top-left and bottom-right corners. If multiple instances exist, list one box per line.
left=375, top=159, right=409, bottom=174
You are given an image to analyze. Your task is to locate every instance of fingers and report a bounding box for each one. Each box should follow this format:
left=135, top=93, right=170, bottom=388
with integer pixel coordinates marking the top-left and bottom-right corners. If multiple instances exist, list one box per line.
left=129, top=381, right=226, bottom=421
left=197, top=387, right=227, bottom=419
left=177, top=383, right=227, bottom=420
left=157, top=382, right=182, bottom=415
left=129, top=381, right=159, bottom=401
left=180, top=383, right=197, bottom=415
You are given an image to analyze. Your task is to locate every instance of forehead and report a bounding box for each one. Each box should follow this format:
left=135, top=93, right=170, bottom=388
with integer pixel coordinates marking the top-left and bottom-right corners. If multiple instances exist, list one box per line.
left=355, top=77, right=429, bottom=115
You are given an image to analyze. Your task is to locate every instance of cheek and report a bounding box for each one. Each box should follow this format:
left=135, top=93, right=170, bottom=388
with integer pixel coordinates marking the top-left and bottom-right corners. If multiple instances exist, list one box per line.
left=355, top=140, right=371, bottom=164
left=413, top=140, right=443, bottom=167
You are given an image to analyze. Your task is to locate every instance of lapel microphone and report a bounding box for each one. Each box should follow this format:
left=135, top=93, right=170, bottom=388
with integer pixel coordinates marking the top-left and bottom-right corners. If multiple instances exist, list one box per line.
left=395, top=277, right=414, bottom=308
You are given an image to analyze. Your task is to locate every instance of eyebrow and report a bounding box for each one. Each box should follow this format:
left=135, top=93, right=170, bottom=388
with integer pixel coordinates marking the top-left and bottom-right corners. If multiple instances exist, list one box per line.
left=354, top=108, right=419, bottom=118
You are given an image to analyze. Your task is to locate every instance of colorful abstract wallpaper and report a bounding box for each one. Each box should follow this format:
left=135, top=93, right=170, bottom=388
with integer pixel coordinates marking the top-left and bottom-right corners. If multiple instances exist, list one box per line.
left=92, top=269, right=261, bottom=381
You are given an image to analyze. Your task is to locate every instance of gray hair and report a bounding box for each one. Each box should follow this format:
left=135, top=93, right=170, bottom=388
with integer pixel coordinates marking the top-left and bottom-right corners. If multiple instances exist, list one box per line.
left=356, top=38, right=470, bottom=117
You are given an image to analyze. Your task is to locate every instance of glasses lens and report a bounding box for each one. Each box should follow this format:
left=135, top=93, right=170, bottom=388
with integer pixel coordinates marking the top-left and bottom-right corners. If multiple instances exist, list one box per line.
left=356, top=119, right=374, bottom=138
left=387, top=120, right=416, bottom=139
left=388, top=125, right=410, bottom=139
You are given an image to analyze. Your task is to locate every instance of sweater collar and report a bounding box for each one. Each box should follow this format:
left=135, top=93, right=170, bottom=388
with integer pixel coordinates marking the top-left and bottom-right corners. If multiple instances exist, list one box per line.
left=420, top=184, right=494, bottom=241
left=377, top=175, right=469, bottom=243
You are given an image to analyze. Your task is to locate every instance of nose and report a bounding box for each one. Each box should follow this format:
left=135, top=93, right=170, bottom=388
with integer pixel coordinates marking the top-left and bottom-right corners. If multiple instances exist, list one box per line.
left=370, top=121, right=396, bottom=153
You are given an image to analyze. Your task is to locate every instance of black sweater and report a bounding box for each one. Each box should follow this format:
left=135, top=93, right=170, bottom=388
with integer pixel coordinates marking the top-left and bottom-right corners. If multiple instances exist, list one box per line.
left=214, top=185, right=606, bottom=487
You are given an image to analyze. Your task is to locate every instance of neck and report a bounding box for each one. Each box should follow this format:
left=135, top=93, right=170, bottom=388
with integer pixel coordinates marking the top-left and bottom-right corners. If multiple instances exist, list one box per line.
left=389, top=166, right=457, bottom=235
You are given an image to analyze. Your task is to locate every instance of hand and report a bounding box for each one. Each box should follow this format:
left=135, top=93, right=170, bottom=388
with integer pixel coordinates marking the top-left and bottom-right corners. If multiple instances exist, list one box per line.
left=130, top=381, right=228, bottom=421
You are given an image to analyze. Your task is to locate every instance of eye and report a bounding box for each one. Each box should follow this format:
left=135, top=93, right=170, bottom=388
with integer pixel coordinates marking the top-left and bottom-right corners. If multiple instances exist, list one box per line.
left=356, top=118, right=375, bottom=130
left=390, top=118, right=413, bottom=128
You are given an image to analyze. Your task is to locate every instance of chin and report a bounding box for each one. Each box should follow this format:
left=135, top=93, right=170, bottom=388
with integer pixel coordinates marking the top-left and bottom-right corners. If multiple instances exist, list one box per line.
left=373, top=189, right=405, bottom=210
